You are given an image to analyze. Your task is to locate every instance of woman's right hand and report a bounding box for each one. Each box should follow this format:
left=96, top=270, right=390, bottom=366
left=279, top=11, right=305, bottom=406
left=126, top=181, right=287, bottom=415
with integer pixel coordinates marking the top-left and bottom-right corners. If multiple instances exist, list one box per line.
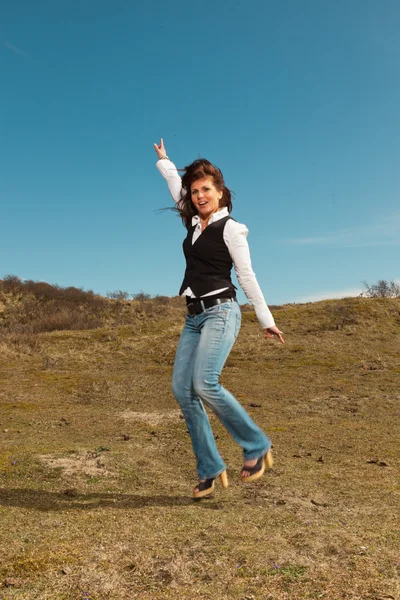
left=153, top=138, right=168, bottom=160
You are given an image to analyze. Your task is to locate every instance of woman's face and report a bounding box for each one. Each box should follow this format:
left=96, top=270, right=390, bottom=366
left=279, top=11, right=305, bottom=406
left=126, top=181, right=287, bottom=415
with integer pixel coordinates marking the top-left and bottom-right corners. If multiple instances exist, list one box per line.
left=190, top=177, right=223, bottom=221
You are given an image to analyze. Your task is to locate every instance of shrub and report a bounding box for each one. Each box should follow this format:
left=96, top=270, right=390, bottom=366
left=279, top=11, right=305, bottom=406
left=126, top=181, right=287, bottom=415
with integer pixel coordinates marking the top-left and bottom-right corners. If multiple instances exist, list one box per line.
left=0, top=275, right=107, bottom=335
left=132, top=291, right=152, bottom=302
left=106, top=290, right=131, bottom=300
left=0, top=274, right=24, bottom=293
left=29, top=310, right=102, bottom=333
left=361, top=279, right=400, bottom=298
left=153, top=295, right=170, bottom=305
left=0, top=276, right=183, bottom=340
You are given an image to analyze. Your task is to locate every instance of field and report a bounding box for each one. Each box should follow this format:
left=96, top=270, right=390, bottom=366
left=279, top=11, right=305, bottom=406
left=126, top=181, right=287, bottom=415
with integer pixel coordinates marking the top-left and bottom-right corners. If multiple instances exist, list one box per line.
left=0, top=283, right=399, bottom=599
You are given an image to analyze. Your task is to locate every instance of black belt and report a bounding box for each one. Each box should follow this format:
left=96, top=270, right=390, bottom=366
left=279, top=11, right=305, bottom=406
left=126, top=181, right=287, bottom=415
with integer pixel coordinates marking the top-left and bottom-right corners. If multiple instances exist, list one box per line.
left=186, top=297, right=236, bottom=316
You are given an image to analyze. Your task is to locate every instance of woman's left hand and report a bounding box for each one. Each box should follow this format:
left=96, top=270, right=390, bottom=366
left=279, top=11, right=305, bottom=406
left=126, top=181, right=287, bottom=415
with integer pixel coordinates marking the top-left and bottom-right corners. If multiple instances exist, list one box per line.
left=265, top=326, right=285, bottom=344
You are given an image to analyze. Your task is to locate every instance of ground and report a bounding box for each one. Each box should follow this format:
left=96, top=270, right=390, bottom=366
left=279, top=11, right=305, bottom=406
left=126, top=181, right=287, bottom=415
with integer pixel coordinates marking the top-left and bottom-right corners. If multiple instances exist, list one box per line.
left=0, top=295, right=399, bottom=599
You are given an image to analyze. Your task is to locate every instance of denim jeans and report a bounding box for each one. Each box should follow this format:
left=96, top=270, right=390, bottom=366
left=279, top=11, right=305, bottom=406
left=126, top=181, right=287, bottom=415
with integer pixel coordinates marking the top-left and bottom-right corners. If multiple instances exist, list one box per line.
left=172, top=300, right=271, bottom=480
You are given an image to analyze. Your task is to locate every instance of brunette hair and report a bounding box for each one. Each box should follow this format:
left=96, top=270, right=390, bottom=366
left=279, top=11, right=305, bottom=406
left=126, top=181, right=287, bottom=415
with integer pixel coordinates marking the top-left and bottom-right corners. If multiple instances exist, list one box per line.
left=175, top=159, right=233, bottom=229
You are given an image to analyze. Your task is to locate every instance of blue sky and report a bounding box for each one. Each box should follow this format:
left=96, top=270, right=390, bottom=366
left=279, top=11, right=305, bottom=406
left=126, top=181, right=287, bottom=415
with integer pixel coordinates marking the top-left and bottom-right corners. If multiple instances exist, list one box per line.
left=1, top=0, right=399, bottom=305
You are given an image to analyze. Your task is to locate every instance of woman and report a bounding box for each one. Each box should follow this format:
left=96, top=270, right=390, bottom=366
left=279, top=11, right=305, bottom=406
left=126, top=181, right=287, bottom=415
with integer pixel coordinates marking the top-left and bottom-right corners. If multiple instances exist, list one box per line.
left=154, top=138, right=284, bottom=499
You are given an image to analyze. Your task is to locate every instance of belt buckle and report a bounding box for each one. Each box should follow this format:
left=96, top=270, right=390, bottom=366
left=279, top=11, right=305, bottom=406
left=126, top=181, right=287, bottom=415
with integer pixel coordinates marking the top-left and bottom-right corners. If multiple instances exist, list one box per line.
left=187, top=300, right=205, bottom=316
left=187, top=303, right=196, bottom=317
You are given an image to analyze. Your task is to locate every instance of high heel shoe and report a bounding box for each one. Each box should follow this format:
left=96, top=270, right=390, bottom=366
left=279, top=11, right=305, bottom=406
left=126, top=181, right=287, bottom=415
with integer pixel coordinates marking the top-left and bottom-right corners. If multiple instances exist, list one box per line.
left=240, top=450, right=273, bottom=483
left=192, top=469, right=229, bottom=499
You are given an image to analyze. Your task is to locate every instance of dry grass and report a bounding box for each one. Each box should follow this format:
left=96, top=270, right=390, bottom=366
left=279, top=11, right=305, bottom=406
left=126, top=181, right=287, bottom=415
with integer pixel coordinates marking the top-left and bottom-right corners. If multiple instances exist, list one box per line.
left=0, top=289, right=399, bottom=599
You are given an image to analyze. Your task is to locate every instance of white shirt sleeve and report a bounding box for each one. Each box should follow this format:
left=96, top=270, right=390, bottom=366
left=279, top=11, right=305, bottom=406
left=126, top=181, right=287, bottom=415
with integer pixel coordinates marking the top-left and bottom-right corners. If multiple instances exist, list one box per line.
left=224, top=220, right=276, bottom=330
left=156, top=159, right=184, bottom=204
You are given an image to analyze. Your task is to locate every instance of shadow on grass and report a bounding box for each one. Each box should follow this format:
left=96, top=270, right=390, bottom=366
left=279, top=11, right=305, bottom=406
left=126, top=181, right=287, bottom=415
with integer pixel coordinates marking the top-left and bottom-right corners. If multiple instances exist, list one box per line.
left=0, top=488, right=226, bottom=511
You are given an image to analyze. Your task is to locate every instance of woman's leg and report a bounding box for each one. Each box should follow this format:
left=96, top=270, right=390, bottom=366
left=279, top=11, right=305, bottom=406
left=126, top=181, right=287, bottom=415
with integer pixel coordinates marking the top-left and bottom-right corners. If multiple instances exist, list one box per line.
left=172, top=315, right=226, bottom=480
left=192, top=301, right=271, bottom=461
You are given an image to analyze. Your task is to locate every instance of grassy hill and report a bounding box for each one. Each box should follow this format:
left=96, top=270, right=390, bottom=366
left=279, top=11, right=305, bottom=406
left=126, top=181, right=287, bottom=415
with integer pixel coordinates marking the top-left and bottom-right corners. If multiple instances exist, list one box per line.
left=0, top=280, right=399, bottom=599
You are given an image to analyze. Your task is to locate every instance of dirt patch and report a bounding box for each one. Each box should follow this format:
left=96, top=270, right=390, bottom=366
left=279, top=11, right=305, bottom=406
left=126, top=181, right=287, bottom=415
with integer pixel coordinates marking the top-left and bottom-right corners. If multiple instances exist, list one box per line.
left=39, top=451, right=112, bottom=478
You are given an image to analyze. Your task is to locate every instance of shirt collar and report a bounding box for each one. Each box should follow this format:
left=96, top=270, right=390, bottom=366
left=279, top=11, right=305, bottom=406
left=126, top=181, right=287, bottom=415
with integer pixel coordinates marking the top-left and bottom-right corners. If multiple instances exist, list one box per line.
left=191, top=207, right=229, bottom=228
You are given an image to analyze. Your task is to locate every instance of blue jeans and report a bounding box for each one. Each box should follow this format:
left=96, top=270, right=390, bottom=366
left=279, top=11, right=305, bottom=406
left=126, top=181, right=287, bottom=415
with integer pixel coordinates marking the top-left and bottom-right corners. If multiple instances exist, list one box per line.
left=172, top=300, right=271, bottom=480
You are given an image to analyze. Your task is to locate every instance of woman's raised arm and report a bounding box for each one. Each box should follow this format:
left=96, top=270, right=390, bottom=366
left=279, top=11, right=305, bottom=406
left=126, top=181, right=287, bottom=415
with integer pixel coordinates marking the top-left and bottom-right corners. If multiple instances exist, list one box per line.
left=154, top=138, right=183, bottom=204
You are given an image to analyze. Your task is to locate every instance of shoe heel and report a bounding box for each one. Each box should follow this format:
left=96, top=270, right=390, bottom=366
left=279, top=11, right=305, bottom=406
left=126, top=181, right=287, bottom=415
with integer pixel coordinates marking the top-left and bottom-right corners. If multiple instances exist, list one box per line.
left=219, top=470, right=229, bottom=489
left=264, top=450, right=273, bottom=469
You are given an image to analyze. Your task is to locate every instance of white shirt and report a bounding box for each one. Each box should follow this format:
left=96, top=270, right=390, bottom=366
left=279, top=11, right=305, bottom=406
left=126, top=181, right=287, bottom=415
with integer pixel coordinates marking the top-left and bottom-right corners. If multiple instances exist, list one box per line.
left=156, top=159, right=276, bottom=330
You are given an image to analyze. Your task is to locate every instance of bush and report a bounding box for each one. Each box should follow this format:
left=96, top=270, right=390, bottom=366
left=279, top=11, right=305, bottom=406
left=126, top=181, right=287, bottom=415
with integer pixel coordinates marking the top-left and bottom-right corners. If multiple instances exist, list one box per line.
left=132, top=291, right=152, bottom=302
left=106, top=290, right=131, bottom=300
left=28, top=310, right=102, bottom=333
left=0, top=274, right=24, bottom=293
left=0, top=275, right=107, bottom=335
left=153, top=295, right=170, bottom=305
left=361, top=279, right=400, bottom=298
left=0, top=276, right=182, bottom=340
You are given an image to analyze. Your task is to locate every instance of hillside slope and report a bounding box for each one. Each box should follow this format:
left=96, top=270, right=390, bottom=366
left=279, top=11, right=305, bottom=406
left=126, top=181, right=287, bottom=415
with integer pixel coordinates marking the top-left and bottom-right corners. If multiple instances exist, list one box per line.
left=0, top=286, right=399, bottom=599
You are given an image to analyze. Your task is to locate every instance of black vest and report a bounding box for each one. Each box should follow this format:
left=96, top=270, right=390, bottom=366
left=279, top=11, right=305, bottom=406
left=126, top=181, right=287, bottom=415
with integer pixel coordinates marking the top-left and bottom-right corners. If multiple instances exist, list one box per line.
left=179, top=215, right=236, bottom=297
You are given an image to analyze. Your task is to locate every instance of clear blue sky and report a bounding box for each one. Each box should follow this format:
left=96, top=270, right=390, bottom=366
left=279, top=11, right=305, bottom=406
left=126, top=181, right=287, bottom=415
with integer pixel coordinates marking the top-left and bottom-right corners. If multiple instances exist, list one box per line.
left=1, top=0, right=399, bottom=304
